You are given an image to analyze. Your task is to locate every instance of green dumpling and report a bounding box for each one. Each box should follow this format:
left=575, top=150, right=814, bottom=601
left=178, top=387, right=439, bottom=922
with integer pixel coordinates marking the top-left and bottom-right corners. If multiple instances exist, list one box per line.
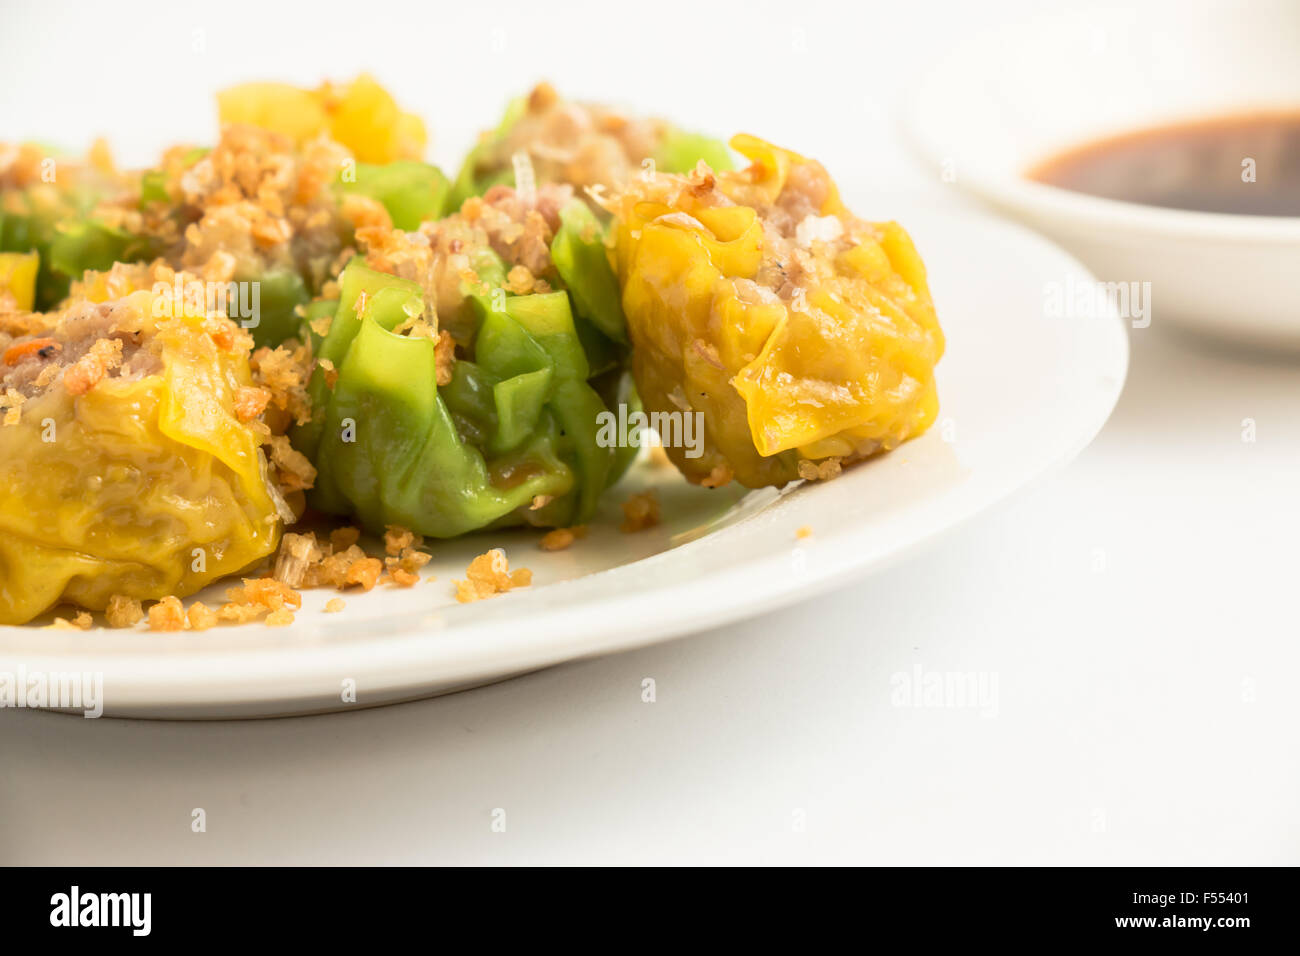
left=450, top=82, right=732, bottom=207
left=296, top=257, right=617, bottom=537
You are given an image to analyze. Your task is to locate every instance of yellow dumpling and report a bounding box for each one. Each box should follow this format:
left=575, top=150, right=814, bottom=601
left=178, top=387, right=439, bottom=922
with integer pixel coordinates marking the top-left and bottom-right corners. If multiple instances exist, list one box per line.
left=604, top=135, right=944, bottom=488
left=0, top=285, right=283, bottom=624
left=217, top=74, right=427, bottom=163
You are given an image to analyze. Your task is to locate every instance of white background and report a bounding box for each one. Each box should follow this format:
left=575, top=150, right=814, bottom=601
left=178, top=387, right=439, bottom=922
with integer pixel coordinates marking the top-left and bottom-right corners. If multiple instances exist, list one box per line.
left=2, top=0, right=1297, bottom=864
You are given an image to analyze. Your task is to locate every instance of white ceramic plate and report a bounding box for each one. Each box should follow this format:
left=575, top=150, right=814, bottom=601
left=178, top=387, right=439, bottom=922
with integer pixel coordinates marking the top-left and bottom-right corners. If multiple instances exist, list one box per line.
left=903, top=0, right=1300, bottom=349
left=0, top=207, right=1128, bottom=718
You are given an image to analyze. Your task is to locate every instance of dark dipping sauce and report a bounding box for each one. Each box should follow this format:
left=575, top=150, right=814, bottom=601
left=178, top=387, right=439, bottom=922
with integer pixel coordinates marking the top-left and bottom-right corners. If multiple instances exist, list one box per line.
left=1028, top=111, right=1300, bottom=217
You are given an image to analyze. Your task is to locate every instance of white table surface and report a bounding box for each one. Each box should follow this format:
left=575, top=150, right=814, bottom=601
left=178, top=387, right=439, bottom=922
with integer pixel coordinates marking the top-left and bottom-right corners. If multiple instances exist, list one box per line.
left=1, top=0, right=1296, bottom=865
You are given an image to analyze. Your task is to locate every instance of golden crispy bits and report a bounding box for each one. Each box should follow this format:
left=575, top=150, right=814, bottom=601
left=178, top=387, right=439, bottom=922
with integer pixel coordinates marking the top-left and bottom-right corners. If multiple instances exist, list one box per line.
left=34, top=365, right=58, bottom=389
left=217, top=602, right=263, bottom=624
left=308, top=314, right=333, bottom=338
left=105, top=595, right=145, bottom=628
left=340, top=193, right=393, bottom=233
left=620, top=491, right=661, bottom=533
left=389, top=301, right=437, bottom=343
left=250, top=216, right=293, bottom=247
left=103, top=124, right=351, bottom=291
left=226, top=577, right=302, bottom=612
left=1, top=387, right=24, bottom=426
left=147, top=596, right=187, bottom=631
left=310, top=544, right=363, bottom=588
left=197, top=314, right=254, bottom=356
left=250, top=341, right=314, bottom=427
left=383, top=545, right=431, bottom=587
left=528, top=81, right=559, bottom=112
left=0, top=312, right=46, bottom=338
left=454, top=549, right=532, bottom=603
left=210, top=577, right=303, bottom=626
left=344, top=557, right=384, bottom=591
left=796, top=525, right=813, bottom=539
left=387, top=568, right=420, bottom=588
left=383, top=524, right=422, bottom=556
left=201, top=250, right=238, bottom=285
left=505, top=264, right=536, bottom=295
left=186, top=601, right=219, bottom=631
left=539, top=525, right=588, bottom=552
left=395, top=548, right=431, bottom=572
left=45, top=611, right=93, bottom=630
left=91, top=522, right=438, bottom=631
left=267, top=434, right=317, bottom=493
left=62, top=337, right=124, bottom=396
left=233, top=385, right=272, bottom=422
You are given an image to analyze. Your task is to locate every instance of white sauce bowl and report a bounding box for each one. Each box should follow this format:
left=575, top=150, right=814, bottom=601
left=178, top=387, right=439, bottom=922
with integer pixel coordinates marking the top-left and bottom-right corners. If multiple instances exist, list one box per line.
left=903, top=0, right=1300, bottom=348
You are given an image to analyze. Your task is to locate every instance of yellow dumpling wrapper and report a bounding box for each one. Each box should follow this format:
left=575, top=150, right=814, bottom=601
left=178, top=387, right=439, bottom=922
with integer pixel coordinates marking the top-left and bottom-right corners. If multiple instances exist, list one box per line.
left=217, top=74, right=427, bottom=163
left=0, top=291, right=282, bottom=624
left=607, top=135, right=944, bottom=487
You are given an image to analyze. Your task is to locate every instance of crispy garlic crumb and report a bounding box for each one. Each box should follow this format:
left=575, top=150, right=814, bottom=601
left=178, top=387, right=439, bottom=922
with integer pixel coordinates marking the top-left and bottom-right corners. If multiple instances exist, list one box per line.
left=454, top=549, right=532, bottom=603
left=505, top=264, right=536, bottom=294
left=313, top=544, right=370, bottom=588
left=63, top=337, right=123, bottom=396
left=797, top=457, right=843, bottom=481
left=620, top=491, right=661, bottom=533
left=1, top=387, right=25, bottom=426
left=539, top=526, right=588, bottom=552
left=796, top=525, right=814, bottom=539
left=384, top=545, right=432, bottom=587
left=250, top=340, right=314, bottom=427
left=218, top=578, right=302, bottom=625
left=274, top=525, right=434, bottom=593
left=186, top=601, right=219, bottom=631
left=105, top=595, right=144, bottom=628
left=147, top=596, right=187, bottom=631
left=226, top=578, right=300, bottom=611
left=267, top=435, right=317, bottom=494
left=96, top=522, right=441, bottom=633
left=384, top=524, right=423, bottom=556
left=344, top=557, right=384, bottom=591
left=388, top=568, right=420, bottom=587
left=46, top=611, right=93, bottom=631
left=233, top=385, right=271, bottom=422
